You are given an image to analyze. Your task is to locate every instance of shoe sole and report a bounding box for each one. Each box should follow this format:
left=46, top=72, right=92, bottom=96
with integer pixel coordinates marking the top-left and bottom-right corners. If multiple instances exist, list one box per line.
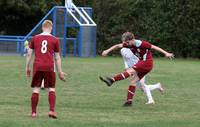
left=145, top=102, right=155, bottom=105
left=31, top=115, right=37, bottom=118
left=99, top=76, right=111, bottom=86
left=31, top=113, right=37, bottom=118
left=49, top=114, right=57, bottom=119
left=122, top=102, right=132, bottom=107
left=123, top=104, right=132, bottom=107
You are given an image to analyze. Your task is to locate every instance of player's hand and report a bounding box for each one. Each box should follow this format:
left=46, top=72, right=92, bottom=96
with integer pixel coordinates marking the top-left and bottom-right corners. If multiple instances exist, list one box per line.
left=102, top=50, right=109, bottom=56
left=58, top=71, right=66, bottom=82
left=26, top=68, right=31, bottom=77
left=165, top=53, right=174, bottom=59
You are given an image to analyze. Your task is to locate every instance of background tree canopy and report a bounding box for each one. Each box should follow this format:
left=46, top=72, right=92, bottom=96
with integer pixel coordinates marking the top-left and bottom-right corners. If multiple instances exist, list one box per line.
left=0, top=0, right=199, bottom=58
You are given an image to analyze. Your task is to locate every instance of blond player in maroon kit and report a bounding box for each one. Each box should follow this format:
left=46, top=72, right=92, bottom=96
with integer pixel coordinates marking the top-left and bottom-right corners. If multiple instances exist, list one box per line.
left=26, top=20, right=66, bottom=118
left=99, top=32, right=174, bottom=106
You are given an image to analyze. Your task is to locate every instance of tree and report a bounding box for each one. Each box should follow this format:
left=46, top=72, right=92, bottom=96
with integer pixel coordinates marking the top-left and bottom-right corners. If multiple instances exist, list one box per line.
left=0, top=0, right=199, bottom=57
left=0, top=0, right=61, bottom=35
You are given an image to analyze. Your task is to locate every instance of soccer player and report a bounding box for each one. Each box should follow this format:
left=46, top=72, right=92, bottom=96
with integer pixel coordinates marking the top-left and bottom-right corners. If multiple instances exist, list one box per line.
left=23, top=40, right=29, bottom=56
left=120, top=48, right=164, bottom=104
left=99, top=32, right=174, bottom=106
left=26, top=20, right=66, bottom=118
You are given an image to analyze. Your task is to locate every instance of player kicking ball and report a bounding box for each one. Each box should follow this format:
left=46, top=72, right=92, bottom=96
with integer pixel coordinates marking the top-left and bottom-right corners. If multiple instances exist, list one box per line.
left=99, top=32, right=174, bottom=106
left=26, top=20, right=66, bottom=118
left=120, top=48, right=164, bottom=105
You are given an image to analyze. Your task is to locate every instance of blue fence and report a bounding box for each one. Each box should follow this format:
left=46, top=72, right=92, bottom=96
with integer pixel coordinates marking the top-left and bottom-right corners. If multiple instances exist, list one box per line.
left=0, top=6, right=96, bottom=57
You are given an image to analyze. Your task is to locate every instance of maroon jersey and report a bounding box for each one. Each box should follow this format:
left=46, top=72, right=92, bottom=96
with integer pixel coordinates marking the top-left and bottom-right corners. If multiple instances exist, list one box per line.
left=123, top=39, right=153, bottom=79
left=123, top=40, right=152, bottom=61
left=29, top=32, right=60, bottom=72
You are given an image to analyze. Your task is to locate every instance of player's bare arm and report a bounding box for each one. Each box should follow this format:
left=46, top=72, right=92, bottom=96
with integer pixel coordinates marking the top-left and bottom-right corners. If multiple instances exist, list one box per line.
left=25, top=48, right=33, bottom=77
left=55, top=52, right=66, bottom=82
left=102, top=43, right=123, bottom=56
left=151, top=45, right=174, bottom=59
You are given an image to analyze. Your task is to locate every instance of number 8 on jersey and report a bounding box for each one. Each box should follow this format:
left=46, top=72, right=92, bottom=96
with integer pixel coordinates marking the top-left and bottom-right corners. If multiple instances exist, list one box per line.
left=41, top=40, right=48, bottom=53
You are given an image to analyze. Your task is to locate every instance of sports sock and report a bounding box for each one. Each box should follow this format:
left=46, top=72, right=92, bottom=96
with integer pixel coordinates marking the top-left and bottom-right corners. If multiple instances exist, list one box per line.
left=48, top=91, right=56, bottom=112
left=126, top=85, right=136, bottom=102
left=144, top=85, right=154, bottom=102
left=148, top=83, right=160, bottom=91
left=31, top=93, right=39, bottom=113
left=113, top=71, right=130, bottom=81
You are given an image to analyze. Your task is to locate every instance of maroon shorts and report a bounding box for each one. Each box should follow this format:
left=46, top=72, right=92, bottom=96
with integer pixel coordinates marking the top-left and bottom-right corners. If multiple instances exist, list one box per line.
left=31, top=71, right=56, bottom=88
left=133, top=60, right=153, bottom=79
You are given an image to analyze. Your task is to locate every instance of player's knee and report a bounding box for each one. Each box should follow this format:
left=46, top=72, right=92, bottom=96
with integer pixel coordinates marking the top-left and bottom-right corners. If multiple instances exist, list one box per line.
left=32, top=87, right=40, bottom=93
left=129, top=83, right=136, bottom=87
left=48, top=88, right=55, bottom=92
left=130, top=75, right=139, bottom=85
left=130, top=78, right=137, bottom=85
left=126, top=68, right=136, bottom=75
left=130, top=80, right=137, bottom=85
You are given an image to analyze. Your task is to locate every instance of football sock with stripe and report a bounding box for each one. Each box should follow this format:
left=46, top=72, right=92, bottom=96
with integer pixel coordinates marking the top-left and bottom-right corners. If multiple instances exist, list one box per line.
left=127, top=85, right=136, bottom=102
left=113, top=71, right=130, bottom=81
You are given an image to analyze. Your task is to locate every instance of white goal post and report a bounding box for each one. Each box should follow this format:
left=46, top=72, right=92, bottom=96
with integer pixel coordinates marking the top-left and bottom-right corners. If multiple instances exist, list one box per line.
left=65, top=0, right=73, bottom=9
left=64, top=0, right=96, bottom=26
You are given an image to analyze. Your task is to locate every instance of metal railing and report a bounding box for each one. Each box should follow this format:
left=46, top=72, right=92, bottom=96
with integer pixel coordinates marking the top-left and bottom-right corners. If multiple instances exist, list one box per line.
left=0, top=5, right=96, bottom=57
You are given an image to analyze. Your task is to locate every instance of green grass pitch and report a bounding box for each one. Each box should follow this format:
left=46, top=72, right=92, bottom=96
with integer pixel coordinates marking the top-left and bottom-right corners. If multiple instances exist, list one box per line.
left=0, top=56, right=200, bottom=127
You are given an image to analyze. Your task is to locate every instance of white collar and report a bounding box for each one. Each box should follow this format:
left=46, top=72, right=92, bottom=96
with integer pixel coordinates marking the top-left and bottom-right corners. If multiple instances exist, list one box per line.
left=40, top=32, right=52, bottom=36
left=134, top=39, right=142, bottom=47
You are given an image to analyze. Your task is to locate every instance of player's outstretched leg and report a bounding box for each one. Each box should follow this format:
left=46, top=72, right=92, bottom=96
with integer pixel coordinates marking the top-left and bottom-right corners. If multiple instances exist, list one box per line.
left=99, top=71, right=131, bottom=86
left=99, top=76, right=114, bottom=86
left=148, top=82, right=165, bottom=94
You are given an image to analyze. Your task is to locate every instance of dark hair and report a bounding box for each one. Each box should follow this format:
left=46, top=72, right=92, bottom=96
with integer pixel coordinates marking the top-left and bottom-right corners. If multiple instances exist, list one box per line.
left=121, top=32, right=135, bottom=41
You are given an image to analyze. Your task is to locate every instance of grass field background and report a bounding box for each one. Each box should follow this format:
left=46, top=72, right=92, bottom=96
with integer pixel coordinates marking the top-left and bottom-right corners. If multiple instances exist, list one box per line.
left=0, top=56, right=200, bottom=127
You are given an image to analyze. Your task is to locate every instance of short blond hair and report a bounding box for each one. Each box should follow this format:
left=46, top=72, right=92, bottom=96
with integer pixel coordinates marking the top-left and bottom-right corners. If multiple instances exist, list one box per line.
left=121, top=32, right=135, bottom=41
left=42, top=20, right=53, bottom=28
